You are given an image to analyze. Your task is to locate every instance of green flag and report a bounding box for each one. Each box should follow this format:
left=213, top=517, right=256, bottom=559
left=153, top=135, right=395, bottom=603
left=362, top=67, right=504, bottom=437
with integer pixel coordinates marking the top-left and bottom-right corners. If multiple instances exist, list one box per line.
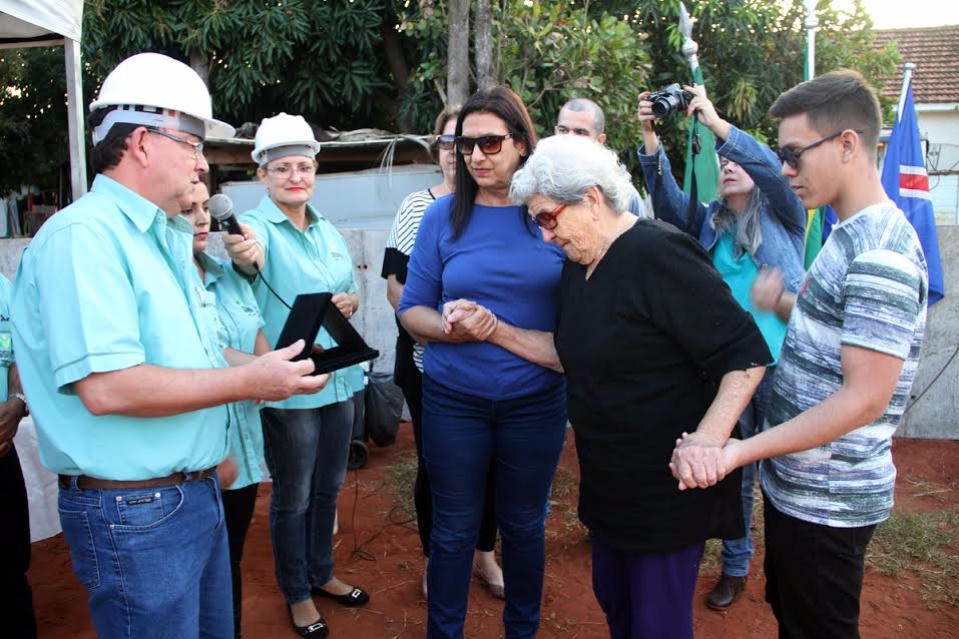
left=682, top=65, right=719, bottom=203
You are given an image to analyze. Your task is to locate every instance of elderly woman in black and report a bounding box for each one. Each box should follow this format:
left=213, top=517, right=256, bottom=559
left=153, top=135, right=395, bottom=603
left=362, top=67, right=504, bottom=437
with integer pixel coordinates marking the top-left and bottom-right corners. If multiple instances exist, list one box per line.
left=451, top=134, right=771, bottom=638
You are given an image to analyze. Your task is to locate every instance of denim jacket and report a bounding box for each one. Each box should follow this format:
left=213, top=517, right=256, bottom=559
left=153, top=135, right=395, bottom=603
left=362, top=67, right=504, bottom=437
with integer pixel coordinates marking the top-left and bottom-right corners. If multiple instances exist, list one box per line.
left=637, top=125, right=806, bottom=293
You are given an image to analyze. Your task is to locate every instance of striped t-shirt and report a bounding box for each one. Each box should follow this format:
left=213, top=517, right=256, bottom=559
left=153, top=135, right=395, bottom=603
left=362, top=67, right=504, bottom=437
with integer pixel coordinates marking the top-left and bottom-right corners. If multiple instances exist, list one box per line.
left=383, top=188, right=435, bottom=371
left=760, top=201, right=928, bottom=528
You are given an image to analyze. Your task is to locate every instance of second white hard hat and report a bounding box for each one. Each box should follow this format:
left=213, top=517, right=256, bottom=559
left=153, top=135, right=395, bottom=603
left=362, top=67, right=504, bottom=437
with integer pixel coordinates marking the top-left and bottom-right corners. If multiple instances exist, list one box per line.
left=90, top=52, right=235, bottom=143
left=252, top=113, right=321, bottom=165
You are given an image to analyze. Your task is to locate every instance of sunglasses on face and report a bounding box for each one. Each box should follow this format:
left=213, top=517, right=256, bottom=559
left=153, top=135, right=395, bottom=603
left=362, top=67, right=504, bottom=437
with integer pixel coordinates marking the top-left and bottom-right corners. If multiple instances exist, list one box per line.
left=776, top=129, right=862, bottom=170
left=436, top=134, right=456, bottom=151
left=532, top=203, right=568, bottom=230
left=455, top=133, right=515, bottom=156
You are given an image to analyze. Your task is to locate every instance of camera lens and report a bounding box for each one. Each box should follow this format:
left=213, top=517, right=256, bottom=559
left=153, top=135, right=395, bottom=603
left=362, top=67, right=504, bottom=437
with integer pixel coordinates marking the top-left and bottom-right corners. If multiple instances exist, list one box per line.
left=651, top=95, right=679, bottom=118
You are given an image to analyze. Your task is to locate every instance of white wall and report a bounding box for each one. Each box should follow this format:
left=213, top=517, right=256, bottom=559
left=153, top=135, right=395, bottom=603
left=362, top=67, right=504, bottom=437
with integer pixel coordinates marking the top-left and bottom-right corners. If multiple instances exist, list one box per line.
left=917, top=107, right=959, bottom=224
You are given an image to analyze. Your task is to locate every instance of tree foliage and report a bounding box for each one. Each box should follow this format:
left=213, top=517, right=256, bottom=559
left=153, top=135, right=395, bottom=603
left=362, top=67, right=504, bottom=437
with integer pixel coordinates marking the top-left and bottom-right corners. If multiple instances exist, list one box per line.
left=0, top=0, right=900, bottom=197
left=594, top=0, right=900, bottom=176
left=81, top=0, right=399, bottom=127
left=0, top=48, right=70, bottom=192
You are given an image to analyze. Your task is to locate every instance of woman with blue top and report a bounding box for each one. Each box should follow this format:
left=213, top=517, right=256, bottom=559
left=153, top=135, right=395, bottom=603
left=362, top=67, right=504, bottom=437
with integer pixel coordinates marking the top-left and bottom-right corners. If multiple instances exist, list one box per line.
left=637, top=85, right=805, bottom=611
left=398, top=86, right=567, bottom=639
left=181, top=181, right=268, bottom=639
left=223, top=113, right=368, bottom=639
left=382, top=104, right=504, bottom=601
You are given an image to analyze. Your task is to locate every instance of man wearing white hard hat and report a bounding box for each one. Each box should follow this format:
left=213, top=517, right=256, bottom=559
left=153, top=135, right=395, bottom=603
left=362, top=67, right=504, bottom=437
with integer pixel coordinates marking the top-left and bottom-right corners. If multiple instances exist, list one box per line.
left=223, top=113, right=368, bottom=638
left=10, top=53, right=329, bottom=639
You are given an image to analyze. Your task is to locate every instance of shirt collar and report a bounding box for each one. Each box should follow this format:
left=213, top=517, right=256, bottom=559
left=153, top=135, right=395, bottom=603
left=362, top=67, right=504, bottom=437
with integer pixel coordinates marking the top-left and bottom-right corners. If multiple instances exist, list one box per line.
left=196, top=252, right=226, bottom=285
left=91, top=174, right=169, bottom=233
left=257, top=194, right=323, bottom=229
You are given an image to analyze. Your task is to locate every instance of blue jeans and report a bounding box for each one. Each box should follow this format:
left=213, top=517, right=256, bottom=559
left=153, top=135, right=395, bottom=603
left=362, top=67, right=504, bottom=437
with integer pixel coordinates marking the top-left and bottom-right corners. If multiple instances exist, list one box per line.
left=422, top=375, right=567, bottom=639
left=261, top=401, right=353, bottom=604
left=57, top=473, right=232, bottom=639
left=720, top=366, right=775, bottom=577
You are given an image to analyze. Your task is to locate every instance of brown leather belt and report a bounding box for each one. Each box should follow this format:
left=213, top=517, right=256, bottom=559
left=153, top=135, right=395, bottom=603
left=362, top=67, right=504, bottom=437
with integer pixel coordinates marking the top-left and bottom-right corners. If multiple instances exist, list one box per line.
left=58, top=467, right=217, bottom=491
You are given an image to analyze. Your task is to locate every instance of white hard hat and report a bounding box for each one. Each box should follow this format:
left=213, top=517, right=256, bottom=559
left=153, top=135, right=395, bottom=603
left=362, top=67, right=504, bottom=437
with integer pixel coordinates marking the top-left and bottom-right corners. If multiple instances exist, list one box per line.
left=89, top=52, right=235, bottom=142
left=252, top=113, right=321, bottom=165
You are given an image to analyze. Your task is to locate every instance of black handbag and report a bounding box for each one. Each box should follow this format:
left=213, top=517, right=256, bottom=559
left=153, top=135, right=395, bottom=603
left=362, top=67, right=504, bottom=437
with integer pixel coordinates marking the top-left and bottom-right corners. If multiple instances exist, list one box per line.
left=364, top=369, right=404, bottom=447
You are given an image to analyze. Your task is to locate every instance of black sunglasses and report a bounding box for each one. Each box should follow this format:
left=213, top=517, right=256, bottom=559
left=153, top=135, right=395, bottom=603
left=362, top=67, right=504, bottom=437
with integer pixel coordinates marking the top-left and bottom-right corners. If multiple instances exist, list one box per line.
left=436, top=134, right=455, bottom=150
left=455, top=133, right=515, bottom=156
left=776, top=129, right=862, bottom=169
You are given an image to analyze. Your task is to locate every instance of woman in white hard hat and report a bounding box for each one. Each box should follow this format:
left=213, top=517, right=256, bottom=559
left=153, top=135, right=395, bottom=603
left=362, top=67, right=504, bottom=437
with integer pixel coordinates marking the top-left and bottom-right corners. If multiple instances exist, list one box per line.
left=224, top=113, right=367, bottom=638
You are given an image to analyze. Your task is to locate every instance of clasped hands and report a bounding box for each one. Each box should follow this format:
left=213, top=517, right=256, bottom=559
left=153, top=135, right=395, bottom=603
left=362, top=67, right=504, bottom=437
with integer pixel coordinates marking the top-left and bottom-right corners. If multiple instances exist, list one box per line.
left=441, top=299, right=498, bottom=343
left=669, top=431, right=744, bottom=491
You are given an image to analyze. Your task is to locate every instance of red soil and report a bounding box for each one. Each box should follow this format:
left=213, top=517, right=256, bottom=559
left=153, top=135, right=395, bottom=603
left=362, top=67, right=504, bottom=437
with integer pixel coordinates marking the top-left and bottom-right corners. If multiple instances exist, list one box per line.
left=29, top=428, right=959, bottom=638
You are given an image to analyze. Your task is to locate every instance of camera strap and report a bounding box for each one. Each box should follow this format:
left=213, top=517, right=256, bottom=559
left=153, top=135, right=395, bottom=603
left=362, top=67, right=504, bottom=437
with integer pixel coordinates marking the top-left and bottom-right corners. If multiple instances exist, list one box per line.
left=684, top=122, right=702, bottom=234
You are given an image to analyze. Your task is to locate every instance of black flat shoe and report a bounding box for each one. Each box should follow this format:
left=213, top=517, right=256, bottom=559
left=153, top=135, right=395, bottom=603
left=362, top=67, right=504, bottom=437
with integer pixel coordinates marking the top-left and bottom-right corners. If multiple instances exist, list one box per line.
left=311, top=585, right=370, bottom=607
left=289, top=608, right=329, bottom=638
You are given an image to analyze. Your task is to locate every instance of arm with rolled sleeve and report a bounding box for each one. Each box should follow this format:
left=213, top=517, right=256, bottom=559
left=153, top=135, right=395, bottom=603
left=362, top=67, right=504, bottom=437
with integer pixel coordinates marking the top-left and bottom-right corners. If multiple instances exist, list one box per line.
left=33, top=224, right=324, bottom=417
left=725, top=249, right=924, bottom=471
left=636, top=145, right=709, bottom=237
left=717, top=125, right=806, bottom=238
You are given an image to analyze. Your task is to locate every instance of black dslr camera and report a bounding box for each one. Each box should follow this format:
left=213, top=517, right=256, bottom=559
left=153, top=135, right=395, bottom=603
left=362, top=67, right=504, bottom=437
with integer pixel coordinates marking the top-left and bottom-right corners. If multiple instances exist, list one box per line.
left=648, top=83, right=692, bottom=118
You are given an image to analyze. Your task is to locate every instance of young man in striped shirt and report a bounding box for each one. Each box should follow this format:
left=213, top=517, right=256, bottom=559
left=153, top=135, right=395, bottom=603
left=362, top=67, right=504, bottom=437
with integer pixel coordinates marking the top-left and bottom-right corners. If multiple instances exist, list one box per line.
left=675, top=70, right=929, bottom=638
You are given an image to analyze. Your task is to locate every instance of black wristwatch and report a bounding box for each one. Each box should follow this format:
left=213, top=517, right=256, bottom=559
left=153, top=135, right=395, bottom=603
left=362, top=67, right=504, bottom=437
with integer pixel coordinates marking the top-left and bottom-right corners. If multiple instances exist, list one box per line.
left=10, top=392, right=28, bottom=416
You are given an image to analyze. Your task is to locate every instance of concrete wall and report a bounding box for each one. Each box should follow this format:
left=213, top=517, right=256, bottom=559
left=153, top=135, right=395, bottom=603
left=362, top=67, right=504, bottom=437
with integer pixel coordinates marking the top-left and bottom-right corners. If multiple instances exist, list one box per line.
left=2, top=225, right=957, bottom=440
left=900, top=225, right=959, bottom=439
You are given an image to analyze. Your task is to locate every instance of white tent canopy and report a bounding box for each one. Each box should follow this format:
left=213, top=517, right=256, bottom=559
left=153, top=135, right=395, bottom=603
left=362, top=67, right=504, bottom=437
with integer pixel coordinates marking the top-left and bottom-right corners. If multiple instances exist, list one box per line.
left=0, top=0, right=87, bottom=199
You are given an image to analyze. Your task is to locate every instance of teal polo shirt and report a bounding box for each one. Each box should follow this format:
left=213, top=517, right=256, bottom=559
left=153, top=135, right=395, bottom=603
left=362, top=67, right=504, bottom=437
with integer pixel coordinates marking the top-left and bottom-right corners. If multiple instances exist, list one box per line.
left=240, top=196, right=359, bottom=410
left=0, top=275, right=13, bottom=402
left=197, top=252, right=265, bottom=489
left=11, top=175, right=230, bottom=480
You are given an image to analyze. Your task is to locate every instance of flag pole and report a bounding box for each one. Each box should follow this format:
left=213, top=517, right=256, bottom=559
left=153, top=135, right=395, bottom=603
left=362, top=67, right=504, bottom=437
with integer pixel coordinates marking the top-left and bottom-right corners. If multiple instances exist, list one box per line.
left=803, top=0, right=818, bottom=80
left=897, top=62, right=917, bottom=123
left=678, top=2, right=700, bottom=82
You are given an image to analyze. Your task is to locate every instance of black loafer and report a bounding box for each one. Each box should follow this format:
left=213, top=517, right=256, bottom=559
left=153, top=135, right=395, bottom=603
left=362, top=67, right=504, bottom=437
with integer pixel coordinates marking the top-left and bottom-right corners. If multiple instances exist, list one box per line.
left=289, top=609, right=329, bottom=638
left=312, top=585, right=370, bottom=607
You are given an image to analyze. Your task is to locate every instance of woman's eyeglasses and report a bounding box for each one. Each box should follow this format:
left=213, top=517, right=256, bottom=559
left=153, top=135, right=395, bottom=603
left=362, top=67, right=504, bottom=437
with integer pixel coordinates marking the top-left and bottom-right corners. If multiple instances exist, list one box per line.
left=532, top=203, right=568, bottom=230
left=776, top=129, right=862, bottom=170
left=455, top=133, right=514, bottom=156
left=266, top=164, right=316, bottom=179
left=436, top=134, right=456, bottom=151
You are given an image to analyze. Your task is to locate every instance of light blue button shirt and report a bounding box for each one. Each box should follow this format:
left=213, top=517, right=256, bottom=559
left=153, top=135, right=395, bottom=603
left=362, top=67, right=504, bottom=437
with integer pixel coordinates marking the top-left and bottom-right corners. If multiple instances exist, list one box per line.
left=0, top=274, right=13, bottom=402
left=240, top=195, right=359, bottom=410
left=11, top=175, right=230, bottom=480
left=197, top=252, right=265, bottom=490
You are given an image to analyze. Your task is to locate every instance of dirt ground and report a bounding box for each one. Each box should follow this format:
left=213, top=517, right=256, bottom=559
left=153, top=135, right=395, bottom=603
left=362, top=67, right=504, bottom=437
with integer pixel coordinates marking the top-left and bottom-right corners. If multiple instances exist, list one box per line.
left=29, top=427, right=959, bottom=639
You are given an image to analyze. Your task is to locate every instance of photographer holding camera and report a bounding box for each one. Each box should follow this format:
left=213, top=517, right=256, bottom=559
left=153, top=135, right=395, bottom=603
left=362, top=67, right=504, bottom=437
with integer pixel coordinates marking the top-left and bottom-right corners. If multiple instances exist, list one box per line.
left=637, top=84, right=806, bottom=611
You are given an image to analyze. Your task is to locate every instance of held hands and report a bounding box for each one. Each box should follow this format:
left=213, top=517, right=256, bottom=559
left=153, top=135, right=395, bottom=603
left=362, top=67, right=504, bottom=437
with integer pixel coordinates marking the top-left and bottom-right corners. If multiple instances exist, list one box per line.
left=441, top=299, right=498, bottom=343
left=243, top=340, right=329, bottom=401
left=222, top=222, right=263, bottom=271
left=669, top=430, right=728, bottom=491
left=751, top=266, right=785, bottom=312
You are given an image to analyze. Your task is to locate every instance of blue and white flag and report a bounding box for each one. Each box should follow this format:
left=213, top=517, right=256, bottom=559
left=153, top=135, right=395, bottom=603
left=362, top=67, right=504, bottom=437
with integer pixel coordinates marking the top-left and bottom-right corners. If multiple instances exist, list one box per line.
left=880, top=77, right=944, bottom=305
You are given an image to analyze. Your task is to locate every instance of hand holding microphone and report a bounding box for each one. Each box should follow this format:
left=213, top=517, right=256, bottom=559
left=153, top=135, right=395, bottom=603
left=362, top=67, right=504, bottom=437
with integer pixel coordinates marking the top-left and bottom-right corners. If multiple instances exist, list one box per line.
left=211, top=194, right=263, bottom=274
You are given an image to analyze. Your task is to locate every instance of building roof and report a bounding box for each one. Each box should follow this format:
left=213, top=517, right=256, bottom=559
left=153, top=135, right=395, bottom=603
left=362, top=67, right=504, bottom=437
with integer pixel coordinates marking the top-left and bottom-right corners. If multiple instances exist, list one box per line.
left=874, top=25, right=959, bottom=104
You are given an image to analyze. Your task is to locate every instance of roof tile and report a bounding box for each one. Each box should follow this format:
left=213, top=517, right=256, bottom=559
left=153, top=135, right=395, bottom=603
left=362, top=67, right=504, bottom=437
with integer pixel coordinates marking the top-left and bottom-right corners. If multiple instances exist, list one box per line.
left=873, top=25, right=959, bottom=104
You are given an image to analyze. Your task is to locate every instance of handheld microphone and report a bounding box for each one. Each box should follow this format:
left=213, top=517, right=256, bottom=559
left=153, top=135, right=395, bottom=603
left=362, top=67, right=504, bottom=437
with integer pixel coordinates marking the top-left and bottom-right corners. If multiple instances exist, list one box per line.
left=208, top=193, right=293, bottom=311
left=208, top=193, right=245, bottom=238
